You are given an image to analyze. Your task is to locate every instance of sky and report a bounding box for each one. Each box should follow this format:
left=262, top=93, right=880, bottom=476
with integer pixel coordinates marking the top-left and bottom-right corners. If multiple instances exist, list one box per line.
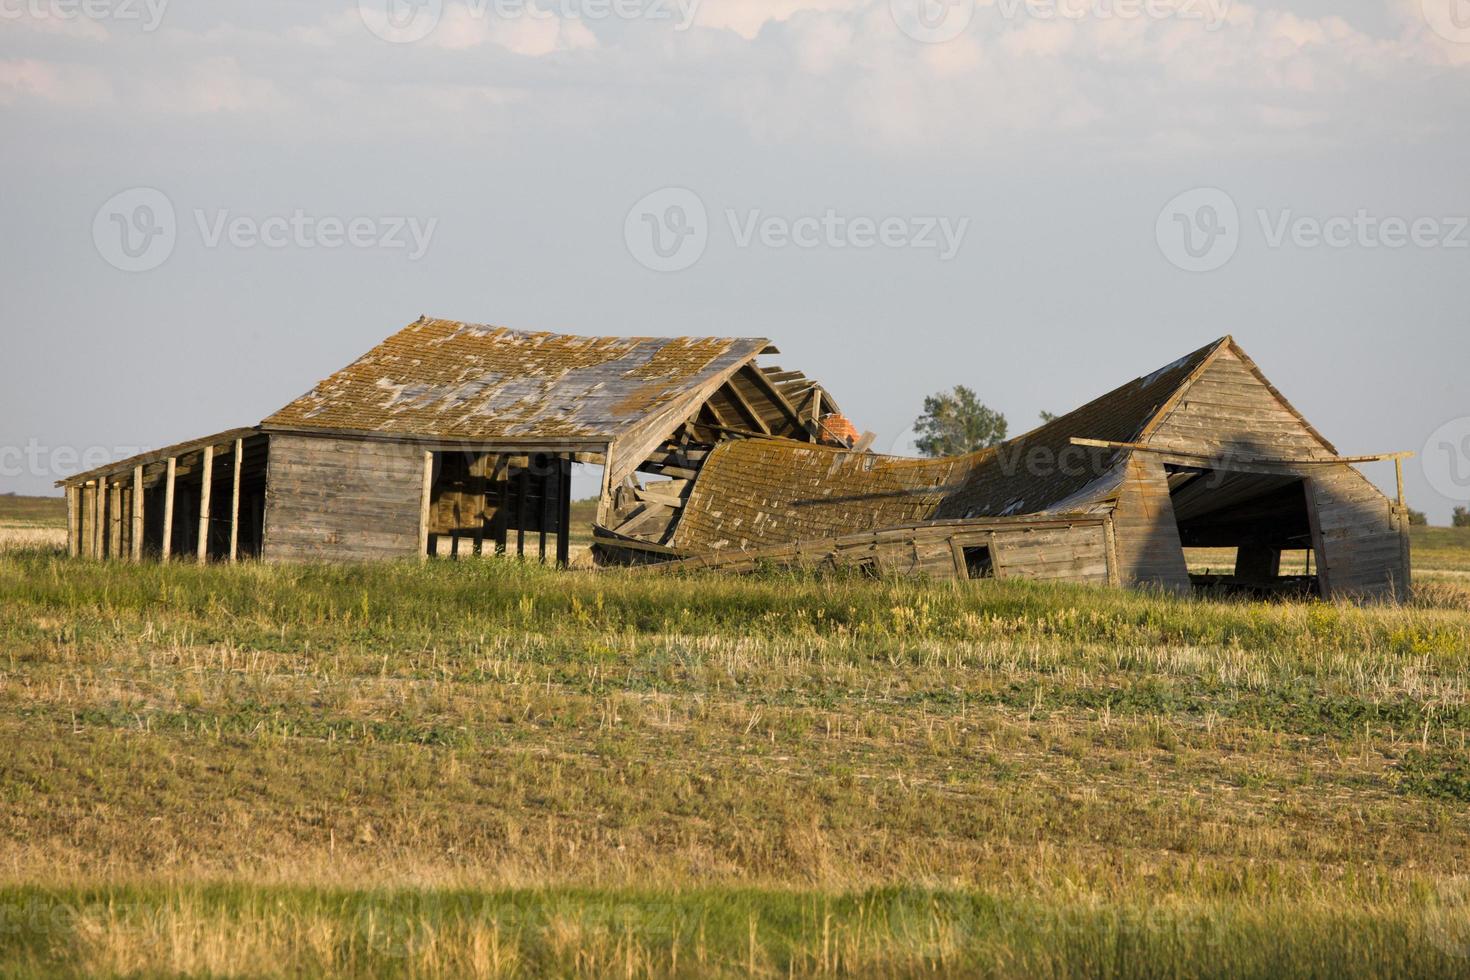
left=2, top=0, right=1468, bottom=519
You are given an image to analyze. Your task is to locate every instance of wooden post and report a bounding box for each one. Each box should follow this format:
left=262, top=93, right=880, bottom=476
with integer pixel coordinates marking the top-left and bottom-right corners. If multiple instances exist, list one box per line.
left=66, top=486, right=79, bottom=557
left=473, top=453, right=486, bottom=557
left=1395, top=457, right=1406, bottom=509
left=80, top=483, right=93, bottom=558
left=131, top=465, right=144, bottom=562
left=109, top=481, right=122, bottom=558
left=557, top=455, right=571, bottom=568
left=419, top=450, right=433, bottom=561
left=197, top=446, right=214, bottom=563
left=494, top=456, right=507, bottom=555
left=161, top=457, right=176, bottom=561
left=229, top=438, right=243, bottom=563
left=539, top=454, right=551, bottom=563
left=94, top=479, right=106, bottom=560
left=517, top=465, right=529, bottom=557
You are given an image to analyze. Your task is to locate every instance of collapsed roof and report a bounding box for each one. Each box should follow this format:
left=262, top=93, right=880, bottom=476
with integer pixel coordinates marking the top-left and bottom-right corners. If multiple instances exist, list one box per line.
left=666, top=336, right=1339, bottom=554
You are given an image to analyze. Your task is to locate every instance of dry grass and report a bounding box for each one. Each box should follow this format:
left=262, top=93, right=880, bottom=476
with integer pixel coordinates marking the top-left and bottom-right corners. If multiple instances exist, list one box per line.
left=0, top=550, right=1468, bottom=975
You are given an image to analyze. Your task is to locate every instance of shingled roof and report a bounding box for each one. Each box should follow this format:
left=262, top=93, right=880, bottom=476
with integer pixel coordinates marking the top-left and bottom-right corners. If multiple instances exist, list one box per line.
left=671, top=337, right=1253, bottom=553
left=263, top=317, right=776, bottom=487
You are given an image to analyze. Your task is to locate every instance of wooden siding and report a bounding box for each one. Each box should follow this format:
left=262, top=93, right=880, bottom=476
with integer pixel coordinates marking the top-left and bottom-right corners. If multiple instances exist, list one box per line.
left=1147, top=348, right=1335, bottom=461
left=262, top=433, right=424, bottom=562
left=653, top=518, right=1111, bottom=584
left=1309, top=467, right=1411, bottom=598
left=1111, top=455, right=1190, bottom=593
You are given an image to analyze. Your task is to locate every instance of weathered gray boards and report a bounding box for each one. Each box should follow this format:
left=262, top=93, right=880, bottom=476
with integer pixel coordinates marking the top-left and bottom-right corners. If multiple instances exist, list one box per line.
left=57, top=321, right=1412, bottom=599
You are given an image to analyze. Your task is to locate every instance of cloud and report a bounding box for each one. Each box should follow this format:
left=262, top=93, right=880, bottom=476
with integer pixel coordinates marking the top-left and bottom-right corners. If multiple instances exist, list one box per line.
left=0, top=0, right=1465, bottom=153
left=0, top=58, right=111, bottom=105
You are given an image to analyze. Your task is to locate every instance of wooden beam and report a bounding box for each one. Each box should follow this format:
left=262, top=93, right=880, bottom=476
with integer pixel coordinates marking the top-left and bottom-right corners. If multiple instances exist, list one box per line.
left=517, top=466, right=528, bottom=557
left=95, top=480, right=107, bottom=560
left=196, top=445, right=214, bottom=564
left=1069, top=438, right=1413, bottom=467
left=419, top=450, right=433, bottom=561
left=131, top=465, right=144, bottom=562
left=66, top=486, right=79, bottom=557
left=161, top=457, right=176, bottom=561
left=722, top=378, right=772, bottom=435
left=743, top=364, right=805, bottom=435
left=539, top=455, right=551, bottom=563
left=229, top=439, right=243, bottom=563
left=557, top=455, right=572, bottom=568
left=1395, top=457, right=1406, bottom=509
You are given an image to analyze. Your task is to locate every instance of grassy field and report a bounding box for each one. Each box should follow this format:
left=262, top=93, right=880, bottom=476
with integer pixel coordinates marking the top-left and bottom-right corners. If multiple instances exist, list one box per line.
left=2, top=494, right=1470, bottom=975
left=0, top=544, right=1468, bottom=976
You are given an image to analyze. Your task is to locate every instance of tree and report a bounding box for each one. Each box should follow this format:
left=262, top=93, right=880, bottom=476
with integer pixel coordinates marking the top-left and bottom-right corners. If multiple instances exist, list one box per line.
left=1039, top=411, right=1058, bottom=424
left=1408, top=508, right=1428, bottom=526
left=1454, top=506, right=1470, bottom=528
left=913, top=386, right=1007, bottom=457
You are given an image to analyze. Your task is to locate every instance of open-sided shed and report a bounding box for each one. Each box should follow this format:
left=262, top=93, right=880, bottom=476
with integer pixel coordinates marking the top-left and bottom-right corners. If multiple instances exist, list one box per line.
left=57, top=316, right=849, bottom=565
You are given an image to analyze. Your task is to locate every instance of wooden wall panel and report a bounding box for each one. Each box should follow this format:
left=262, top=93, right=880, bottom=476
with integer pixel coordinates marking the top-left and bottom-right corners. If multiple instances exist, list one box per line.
left=1309, top=467, right=1410, bottom=598
left=652, top=519, right=1112, bottom=586
left=262, top=434, right=424, bottom=562
left=1148, top=349, right=1334, bottom=461
left=1111, top=455, right=1190, bottom=593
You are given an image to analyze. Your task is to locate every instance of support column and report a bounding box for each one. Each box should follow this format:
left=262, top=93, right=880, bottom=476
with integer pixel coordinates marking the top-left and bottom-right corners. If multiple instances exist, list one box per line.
left=94, top=479, right=107, bottom=559
left=131, top=465, right=144, bottom=562
left=66, top=486, right=79, bottom=557
left=516, top=465, right=529, bottom=557
left=161, top=457, right=177, bottom=561
left=108, top=480, right=122, bottom=558
left=229, top=438, right=243, bottom=563
left=197, top=446, right=214, bottom=564
left=418, top=450, right=433, bottom=561
left=539, top=455, right=551, bottom=563
left=557, top=455, right=572, bottom=568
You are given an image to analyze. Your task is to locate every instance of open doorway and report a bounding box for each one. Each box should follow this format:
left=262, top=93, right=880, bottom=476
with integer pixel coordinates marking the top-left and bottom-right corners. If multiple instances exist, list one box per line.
left=1166, top=465, right=1322, bottom=598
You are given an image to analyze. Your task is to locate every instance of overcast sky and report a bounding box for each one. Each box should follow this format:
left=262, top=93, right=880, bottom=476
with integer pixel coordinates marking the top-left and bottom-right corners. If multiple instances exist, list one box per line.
left=2, top=0, right=1468, bottom=519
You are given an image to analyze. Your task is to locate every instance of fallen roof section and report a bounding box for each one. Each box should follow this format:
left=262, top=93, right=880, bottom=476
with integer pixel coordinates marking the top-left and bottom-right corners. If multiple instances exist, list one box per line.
left=667, top=337, right=1238, bottom=554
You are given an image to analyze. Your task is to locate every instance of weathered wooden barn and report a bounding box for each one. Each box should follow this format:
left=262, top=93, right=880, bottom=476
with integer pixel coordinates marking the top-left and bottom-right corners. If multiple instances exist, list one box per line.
left=641, top=337, right=1414, bottom=599
left=58, top=322, right=1412, bottom=598
left=58, top=317, right=851, bottom=566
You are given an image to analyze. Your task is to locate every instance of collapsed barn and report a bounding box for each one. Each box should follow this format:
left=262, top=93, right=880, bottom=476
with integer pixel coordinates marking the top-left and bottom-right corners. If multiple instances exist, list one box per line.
left=58, top=320, right=1413, bottom=598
